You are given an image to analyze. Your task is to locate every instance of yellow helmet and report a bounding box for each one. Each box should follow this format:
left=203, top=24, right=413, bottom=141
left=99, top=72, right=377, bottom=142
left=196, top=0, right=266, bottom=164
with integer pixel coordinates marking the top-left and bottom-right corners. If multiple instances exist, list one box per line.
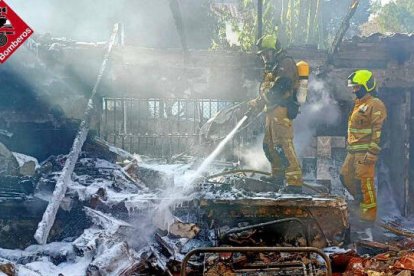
left=256, top=34, right=282, bottom=54
left=347, top=70, right=376, bottom=92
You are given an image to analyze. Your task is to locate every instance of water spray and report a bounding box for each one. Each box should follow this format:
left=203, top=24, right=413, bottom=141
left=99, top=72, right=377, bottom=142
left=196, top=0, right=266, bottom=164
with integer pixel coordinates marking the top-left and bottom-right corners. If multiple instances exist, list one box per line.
left=193, top=115, right=248, bottom=179
left=153, top=116, right=249, bottom=230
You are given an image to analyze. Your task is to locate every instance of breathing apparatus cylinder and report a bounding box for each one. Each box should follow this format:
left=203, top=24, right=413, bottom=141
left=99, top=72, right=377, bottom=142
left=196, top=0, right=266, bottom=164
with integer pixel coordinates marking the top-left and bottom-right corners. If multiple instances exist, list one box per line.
left=296, top=60, right=310, bottom=105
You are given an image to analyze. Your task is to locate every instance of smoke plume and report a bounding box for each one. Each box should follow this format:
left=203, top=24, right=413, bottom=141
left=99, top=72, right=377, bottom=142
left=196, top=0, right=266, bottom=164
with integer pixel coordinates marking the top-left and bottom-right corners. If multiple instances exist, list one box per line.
left=237, top=134, right=271, bottom=172
left=294, top=78, right=341, bottom=155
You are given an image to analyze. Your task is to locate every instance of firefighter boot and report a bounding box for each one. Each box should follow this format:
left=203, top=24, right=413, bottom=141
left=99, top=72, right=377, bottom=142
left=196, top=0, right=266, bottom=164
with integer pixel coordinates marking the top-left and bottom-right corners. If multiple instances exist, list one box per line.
left=260, top=175, right=284, bottom=191
left=355, top=220, right=376, bottom=242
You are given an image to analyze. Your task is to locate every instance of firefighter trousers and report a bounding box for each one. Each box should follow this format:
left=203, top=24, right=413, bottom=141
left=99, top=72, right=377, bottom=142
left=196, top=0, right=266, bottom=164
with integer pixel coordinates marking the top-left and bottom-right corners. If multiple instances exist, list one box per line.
left=340, top=152, right=377, bottom=222
left=263, top=106, right=303, bottom=186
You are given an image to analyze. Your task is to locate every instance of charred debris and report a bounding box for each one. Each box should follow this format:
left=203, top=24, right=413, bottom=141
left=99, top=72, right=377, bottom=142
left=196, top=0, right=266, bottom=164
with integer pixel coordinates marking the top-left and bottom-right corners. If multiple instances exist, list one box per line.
left=1, top=13, right=414, bottom=276
left=1, top=134, right=414, bottom=275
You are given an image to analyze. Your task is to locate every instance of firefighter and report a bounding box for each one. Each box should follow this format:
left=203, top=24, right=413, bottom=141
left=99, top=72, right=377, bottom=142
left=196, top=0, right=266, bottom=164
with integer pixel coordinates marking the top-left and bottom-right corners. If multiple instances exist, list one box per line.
left=340, top=69, right=387, bottom=223
left=249, top=34, right=303, bottom=194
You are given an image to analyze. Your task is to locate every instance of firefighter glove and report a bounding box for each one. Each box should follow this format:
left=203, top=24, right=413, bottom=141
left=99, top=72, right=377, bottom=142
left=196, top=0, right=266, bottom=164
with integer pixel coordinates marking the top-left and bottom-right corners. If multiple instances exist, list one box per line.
left=287, top=100, right=300, bottom=120
left=248, top=99, right=258, bottom=108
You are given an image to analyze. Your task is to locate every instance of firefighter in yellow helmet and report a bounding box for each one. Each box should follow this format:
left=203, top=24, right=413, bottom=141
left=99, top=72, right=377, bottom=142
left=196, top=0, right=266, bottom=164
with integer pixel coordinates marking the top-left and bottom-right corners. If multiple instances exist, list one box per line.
left=249, top=34, right=304, bottom=194
left=340, top=69, right=387, bottom=222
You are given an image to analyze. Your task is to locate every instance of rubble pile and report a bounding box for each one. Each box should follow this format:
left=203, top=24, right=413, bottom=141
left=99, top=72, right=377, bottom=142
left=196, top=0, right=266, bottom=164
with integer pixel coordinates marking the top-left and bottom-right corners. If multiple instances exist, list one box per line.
left=0, top=143, right=161, bottom=275
left=202, top=252, right=319, bottom=275
left=0, top=143, right=414, bottom=275
left=331, top=238, right=414, bottom=275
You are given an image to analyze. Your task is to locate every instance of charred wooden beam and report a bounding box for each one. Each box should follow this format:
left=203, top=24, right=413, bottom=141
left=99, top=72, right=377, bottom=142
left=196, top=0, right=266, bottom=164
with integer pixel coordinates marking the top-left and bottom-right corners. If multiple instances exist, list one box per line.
left=34, top=24, right=120, bottom=245
left=0, top=258, right=15, bottom=276
left=72, top=228, right=104, bottom=256
left=136, top=166, right=174, bottom=190
left=169, top=0, right=188, bottom=54
left=379, top=222, right=414, bottom=238
left=328, top=0, right=360, bottom=64
left=87, top=242, right=139, bottom=276
left=155, top=232, right=176, bottom=257
left=257, top=0, right=263, bottom=42
left=356, top=240, right=400, bottom=256
left=168, top=221, right=200, bottom=239
left=84, top=207, right=133, bottom=236
left=149, top=245, right=174, bottom=276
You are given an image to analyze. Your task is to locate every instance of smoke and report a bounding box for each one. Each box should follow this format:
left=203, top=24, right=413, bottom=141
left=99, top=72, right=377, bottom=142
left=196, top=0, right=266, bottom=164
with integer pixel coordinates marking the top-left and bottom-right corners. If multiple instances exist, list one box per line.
left=153, top=171, right=196, bottom=229
left=294, top=78, right=341, bottom=156
left=9, top=0, right=126, bottom=41
left=127, top=117, right=249, bottom=246
left=235, top=78, right=342, bottom=172
left=237, top=134, right=270, bottom=172
left=2, top=0, right=220, bottom=122
left=377, top=160, right=400, bottom=218
left=377, top=0, right=393, bottom=5
left=126, top=163, right=198, bottom=247
left=8, top=0, right=214, bottom=47
left=128, top=212, right=158, bottom=249
left=123, top=164, right=195, bottom=249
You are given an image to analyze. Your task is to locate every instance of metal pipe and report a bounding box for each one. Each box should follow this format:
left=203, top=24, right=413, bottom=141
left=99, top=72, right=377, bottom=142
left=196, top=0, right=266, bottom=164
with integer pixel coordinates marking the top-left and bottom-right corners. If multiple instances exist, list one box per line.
left=220, top=217, right=310, bottom=247
left=235, top=261, right=308, bottom=273
left=180, top=247, right=332, bottom=276
left=240, top=261, right=304, bottom=269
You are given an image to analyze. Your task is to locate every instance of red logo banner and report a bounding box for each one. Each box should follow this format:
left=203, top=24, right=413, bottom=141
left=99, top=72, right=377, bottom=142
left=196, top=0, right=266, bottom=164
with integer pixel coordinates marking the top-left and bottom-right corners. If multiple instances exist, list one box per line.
left=0, top=0, right=33, bottom=63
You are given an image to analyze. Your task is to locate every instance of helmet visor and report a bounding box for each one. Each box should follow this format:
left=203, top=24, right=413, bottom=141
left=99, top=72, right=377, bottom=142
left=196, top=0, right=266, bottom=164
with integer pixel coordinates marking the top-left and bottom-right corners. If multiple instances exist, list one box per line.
left=347, top=79, right=359, bottom=87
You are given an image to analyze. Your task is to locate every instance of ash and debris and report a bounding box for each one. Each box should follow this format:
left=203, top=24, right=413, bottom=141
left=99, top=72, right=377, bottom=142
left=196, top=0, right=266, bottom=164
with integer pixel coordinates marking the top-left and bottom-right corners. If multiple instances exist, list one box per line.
left=0, top=141, right=413, bottom=276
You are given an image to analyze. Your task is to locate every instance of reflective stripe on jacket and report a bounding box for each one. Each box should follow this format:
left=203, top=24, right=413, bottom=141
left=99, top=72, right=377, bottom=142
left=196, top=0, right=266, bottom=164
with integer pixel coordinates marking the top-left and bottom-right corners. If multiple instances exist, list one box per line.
left=347, top=94, right=387, bottom=155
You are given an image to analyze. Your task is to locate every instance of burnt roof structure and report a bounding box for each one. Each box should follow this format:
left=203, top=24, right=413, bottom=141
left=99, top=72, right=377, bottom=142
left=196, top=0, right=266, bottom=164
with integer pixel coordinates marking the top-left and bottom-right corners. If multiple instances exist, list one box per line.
left=1, top=32, right=414, bottom=217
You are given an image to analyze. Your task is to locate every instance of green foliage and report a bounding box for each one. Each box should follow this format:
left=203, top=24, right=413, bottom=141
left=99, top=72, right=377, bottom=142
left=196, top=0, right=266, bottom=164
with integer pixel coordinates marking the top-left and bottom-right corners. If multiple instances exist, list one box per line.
left=211, top=0, right=279, bottom=51
left=374, top=0, right=414, bottom=33
left=210, top=0, right=328, bottom=51
left=236, top=0, right=257, bottom=51
left=211, top=0, right=374, bottom=52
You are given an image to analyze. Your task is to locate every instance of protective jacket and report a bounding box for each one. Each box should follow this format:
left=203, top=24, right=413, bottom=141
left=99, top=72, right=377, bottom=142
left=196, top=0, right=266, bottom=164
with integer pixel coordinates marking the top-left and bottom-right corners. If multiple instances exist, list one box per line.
left=341, top=94, right=387, bottom=221
left=347, top=95, right=387, bottom=154
left=251, top=53, right=303, bottom=186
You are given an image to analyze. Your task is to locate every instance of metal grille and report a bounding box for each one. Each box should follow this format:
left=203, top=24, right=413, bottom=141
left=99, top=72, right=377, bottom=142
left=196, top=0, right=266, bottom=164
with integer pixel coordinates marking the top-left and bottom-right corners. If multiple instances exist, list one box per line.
left=100, top=97, right=241, bottom=158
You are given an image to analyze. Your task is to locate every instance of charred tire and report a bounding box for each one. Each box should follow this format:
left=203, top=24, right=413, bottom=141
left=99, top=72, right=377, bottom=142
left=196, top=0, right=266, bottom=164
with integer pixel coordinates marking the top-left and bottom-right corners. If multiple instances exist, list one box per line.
left=0, top=33, right=7, bottom=47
